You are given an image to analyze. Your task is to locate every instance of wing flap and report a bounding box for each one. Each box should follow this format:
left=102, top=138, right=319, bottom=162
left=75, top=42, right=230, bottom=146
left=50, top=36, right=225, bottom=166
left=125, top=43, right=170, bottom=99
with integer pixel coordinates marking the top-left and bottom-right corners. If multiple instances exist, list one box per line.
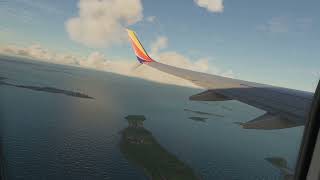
left=189, top=90, right=232, bottom=101
left=235, top=113, right=300, bottom=130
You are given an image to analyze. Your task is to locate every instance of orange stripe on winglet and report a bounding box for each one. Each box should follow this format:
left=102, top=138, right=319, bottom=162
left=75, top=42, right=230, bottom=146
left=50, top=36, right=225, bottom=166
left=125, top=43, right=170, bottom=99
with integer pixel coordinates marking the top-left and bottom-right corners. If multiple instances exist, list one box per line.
left=129, top=39, right=152, bottom=61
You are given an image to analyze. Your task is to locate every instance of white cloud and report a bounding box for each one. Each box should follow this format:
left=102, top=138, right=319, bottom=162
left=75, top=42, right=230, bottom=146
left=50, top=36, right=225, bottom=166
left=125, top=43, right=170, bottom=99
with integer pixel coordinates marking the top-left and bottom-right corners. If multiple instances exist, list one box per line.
left=150, top=36, right=168, bottom=54
left=149, top=36, right=234, bottom=79
left=150, top=36, right=206, bottom=72
left=65, top=0, right=143, bottom=47
left=0, top=44, right=80, bottom=65
left=220, top=69, right=234, bottom=78
left=146, top=16, right=156, bottom=23
left=257, top=16, right=313, bottom=33
left=0, top=36, right=234, bottom=88
left=257, top=17, right=289, bottom=33
left=0, top=28, right=12, bottom=37
left=194, top=0, right=224, bottom=13
left=79, top=51, right=109, bottom=69
left=157, top=51, right=208, bottom=72
left=312, top=71, right=320, bottom=78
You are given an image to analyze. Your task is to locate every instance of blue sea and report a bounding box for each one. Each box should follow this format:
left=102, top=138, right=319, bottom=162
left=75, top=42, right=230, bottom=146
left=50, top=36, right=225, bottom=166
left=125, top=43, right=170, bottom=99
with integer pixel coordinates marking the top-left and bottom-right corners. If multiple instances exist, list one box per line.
left=0, top=55, right=304, bottom=180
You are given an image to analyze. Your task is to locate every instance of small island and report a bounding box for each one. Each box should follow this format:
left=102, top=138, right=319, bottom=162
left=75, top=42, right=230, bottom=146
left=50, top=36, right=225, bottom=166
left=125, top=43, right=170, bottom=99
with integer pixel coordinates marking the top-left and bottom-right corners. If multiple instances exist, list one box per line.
left=265, top=157, right=294, bottom=180
left=120, top=115, right=199, bottom=180
left=184, top=108, right=224, bottom=118
left=0, top=76, right=94, bottom=99
left=189, top=117, right=208, bottom=123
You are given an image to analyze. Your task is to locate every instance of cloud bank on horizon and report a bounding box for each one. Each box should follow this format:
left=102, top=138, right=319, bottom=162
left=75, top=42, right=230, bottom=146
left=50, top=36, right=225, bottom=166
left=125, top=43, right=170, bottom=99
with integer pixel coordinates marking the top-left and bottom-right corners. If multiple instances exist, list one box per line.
left=0, top=35, right=234, bottom=88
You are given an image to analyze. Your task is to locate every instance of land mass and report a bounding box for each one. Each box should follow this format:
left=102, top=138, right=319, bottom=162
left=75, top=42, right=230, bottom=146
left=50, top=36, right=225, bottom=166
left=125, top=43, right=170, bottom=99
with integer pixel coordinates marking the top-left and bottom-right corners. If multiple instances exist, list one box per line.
left=0, top=76, right=94, bottom=99
left=120, top=115, right=199, bottom=180
left=189, top=116, right=208, bottom=122
left=184, top=108, right=224, bottom=118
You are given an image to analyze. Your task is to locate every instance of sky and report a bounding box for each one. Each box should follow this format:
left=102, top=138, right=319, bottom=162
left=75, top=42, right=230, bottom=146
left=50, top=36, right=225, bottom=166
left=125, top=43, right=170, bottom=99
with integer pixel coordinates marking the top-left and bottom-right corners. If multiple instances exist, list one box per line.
left=0, top=0, right=319, bottom=92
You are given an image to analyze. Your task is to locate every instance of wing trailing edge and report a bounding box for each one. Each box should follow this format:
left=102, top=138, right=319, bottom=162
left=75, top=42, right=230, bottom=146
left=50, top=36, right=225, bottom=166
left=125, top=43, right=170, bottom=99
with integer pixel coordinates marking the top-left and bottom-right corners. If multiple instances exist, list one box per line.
left=189, top=90, right=232, bottom=101
left=234, top=113, right=301, bottom=130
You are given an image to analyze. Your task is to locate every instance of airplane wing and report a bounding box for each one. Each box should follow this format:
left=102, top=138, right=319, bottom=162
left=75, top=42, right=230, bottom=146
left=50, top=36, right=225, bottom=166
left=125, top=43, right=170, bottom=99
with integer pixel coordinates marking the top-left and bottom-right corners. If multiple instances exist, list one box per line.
left=127, top=29, right=315, bottom=130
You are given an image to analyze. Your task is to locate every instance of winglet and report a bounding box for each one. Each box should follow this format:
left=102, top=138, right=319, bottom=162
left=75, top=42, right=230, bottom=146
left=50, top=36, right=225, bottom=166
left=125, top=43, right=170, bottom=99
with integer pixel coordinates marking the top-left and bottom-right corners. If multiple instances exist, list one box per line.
left=127, top=29, right=154, bottom=64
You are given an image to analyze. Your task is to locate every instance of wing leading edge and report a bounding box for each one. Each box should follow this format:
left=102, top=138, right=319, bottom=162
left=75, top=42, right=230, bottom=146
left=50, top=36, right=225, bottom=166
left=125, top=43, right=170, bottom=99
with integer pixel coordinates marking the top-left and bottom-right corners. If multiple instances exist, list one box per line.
left=127, top=29, right=314, bottom=130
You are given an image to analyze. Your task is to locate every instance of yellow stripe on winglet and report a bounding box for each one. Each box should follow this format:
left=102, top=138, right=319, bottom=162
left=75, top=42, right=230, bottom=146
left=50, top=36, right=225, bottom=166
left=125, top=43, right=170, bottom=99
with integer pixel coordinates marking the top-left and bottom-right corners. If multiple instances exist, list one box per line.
left=126, top=29, right=148, bottom=57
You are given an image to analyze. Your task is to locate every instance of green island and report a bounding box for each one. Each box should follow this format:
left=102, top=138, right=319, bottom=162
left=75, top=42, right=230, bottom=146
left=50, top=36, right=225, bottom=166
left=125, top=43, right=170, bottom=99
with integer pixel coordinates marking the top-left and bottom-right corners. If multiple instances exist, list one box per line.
left=189, top=117, right=208, bottom=123
left=120, top=115, right=199, bottom=180
left=0, top=76, right=94, bottom=99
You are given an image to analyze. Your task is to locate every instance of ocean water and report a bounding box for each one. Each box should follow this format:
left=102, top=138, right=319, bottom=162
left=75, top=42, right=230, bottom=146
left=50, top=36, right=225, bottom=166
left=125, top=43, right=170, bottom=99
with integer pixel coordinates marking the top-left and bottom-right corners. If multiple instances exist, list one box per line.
left=0, top=55, right=304, bottom=180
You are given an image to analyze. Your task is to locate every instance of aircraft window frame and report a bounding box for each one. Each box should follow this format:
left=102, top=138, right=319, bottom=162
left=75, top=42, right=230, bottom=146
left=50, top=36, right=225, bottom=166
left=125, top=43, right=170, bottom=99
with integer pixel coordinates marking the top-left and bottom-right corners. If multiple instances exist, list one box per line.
left=306, top=132, right=320, bottom=180
left=295, top=80, right=320, bottom=180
